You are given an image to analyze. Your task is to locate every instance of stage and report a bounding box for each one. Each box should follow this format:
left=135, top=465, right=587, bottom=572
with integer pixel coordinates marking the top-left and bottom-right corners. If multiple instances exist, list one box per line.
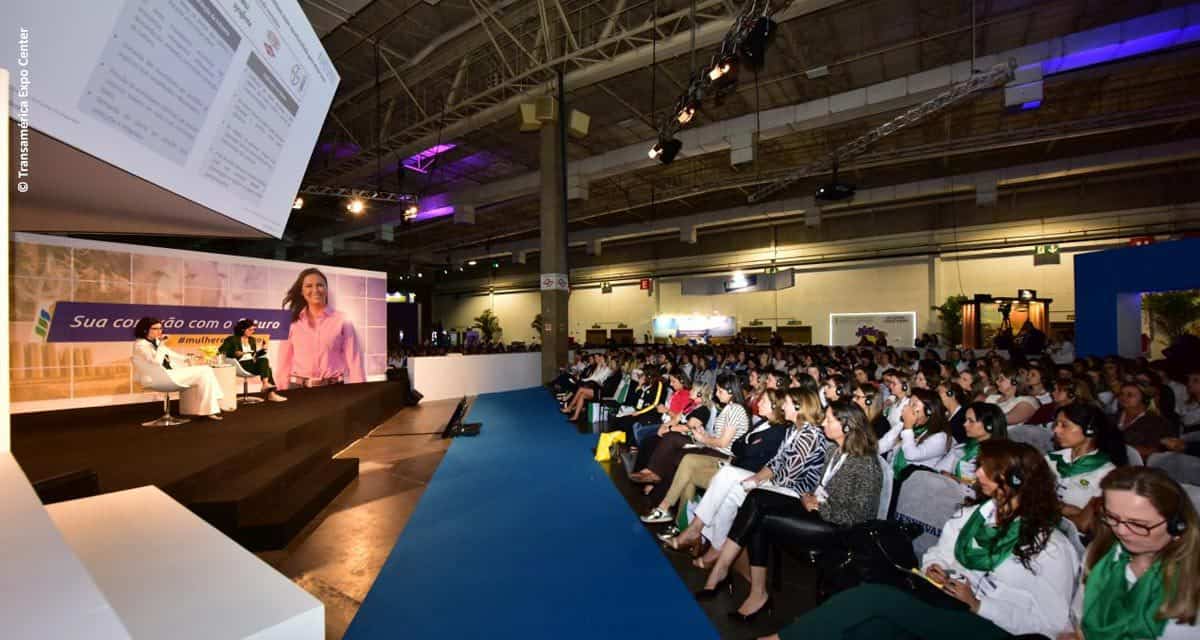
left=12, top=380, right=413, bottom=550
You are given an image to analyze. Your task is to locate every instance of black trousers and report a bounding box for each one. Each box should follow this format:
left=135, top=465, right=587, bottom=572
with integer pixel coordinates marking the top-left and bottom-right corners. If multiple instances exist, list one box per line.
left=241, top=357, right=276, bottom=387
left=727, top=488, right=839, bottom=567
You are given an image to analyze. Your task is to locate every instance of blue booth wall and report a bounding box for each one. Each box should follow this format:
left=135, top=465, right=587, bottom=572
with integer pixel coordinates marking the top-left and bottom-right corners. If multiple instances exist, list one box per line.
left=1075, top=238, right=1200, bottom=357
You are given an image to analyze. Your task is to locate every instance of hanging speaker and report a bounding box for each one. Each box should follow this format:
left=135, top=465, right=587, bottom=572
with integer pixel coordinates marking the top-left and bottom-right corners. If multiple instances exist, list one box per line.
left=519, top=103, right=541, bottom=132
left=568, top=110, right=590, bottom=139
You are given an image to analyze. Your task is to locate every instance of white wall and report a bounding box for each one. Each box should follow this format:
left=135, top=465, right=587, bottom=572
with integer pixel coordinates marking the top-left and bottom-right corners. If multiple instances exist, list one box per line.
left=432, top=244, right=1099, bottom=344
left=938, top=251, right=1079, bottom=322
left=407, top=353, right=541, bottom=401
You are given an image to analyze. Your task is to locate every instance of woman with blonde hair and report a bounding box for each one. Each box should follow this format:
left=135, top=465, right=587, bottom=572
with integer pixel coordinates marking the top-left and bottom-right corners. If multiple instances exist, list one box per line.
left=1059, top=466, right=1199, bottom=640
left=666, top=386, right=827, bottom=571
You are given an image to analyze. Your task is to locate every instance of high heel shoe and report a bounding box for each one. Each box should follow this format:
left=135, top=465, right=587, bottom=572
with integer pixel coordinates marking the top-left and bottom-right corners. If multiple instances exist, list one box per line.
left=728, top=597, right=773, bottom=623
left=693, top=575, right=733, bottom=600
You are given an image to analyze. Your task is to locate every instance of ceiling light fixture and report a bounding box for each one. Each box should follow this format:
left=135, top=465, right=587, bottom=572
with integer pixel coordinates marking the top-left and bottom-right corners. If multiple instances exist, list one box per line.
left=468, top=260, right=477, bottom=266
left=292, top=196, right=304, bottom=210
left=404, top=201, right=419, bottom=220
left=708, top=61, right=733, bottom=81
left=676, top=106, right=696, bottom=124
left=347, top=199, right=365, bottom=214
left=649, top=138, right=683, bottom=165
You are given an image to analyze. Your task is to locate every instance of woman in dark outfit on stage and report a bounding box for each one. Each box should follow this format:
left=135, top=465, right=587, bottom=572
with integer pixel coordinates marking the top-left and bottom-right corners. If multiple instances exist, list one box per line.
left=219, top=319, right=287, bottom=402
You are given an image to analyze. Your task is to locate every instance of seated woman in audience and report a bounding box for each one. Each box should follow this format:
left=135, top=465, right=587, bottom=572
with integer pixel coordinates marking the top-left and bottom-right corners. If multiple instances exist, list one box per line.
left=606, top=365, right=664, bottom=446
left=561, top=353, right=613, bottom=419
left=938, top=401, right=1007, bottom=488
left=698, top=401, right=881, bottom=620
left=1056, top=466, right=1198, bottom=640
left=1176, top=369, right=1200, bottom=433
left=882, top=371, right=912, bottom=432
left=1025, top=364, right=1053, bottom=405
left=939, top=382, right=969, bottom=443
left=132, top=317, right=224, bottom=420
left=880, top=388, right=952, bottom=477
left=641, top=385, right=782, bottom=526
left=630, top=371, right=699, bottom=478
left=986, top=364, right=1040, bottom=426
left=1029, top=377, right=1090, bottom=429
left=821, top=374, right=850, bottom=407
left=1116, top=382, right=1173, bottom=461
left=1049, top=402, right=1127, bottom=535
left=763, top=440, right=1077, bottom=640
left=664, top=387, right=826, bottom=569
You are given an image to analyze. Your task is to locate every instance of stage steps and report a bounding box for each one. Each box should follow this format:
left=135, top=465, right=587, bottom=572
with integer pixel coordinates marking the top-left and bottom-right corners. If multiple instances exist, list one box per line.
left=238, top=458, right=359, bottom=551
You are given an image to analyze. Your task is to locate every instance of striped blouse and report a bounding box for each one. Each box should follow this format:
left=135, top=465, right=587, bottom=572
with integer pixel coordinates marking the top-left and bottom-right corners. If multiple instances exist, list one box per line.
left=708, top=402, right=750, bottom=455
left=766, top=422, right=829, bottom=494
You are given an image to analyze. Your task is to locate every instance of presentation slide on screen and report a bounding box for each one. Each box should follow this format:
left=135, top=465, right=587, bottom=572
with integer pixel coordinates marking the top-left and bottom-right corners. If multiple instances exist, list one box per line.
left=6, top=0, right=338, bottom=237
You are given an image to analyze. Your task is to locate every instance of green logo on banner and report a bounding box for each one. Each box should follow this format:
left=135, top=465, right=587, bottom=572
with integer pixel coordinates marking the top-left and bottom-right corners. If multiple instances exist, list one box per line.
left=34, top=307, right=52, bottom=339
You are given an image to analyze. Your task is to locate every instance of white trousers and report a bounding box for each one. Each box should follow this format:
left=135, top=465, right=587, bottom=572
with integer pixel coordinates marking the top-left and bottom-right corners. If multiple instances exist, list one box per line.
left=171, top=366, right=224, bottom=416
left=695, top=464, right=801, bottom=551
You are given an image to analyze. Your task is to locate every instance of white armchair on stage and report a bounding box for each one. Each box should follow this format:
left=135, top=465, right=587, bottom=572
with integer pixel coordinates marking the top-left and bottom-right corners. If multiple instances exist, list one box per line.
left=232, top=359, right=265, bottom=405
left=131, top=357, right=191, bottom=427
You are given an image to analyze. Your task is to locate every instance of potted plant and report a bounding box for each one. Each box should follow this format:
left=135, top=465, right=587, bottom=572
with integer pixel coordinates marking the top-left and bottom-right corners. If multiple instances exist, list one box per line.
left=932, top=294, right=970, bottom=346
left=472, top=309, right=502, bottom=343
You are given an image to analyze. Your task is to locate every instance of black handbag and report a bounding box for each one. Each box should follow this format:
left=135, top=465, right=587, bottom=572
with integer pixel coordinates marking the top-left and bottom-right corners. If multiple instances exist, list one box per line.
left=816, top=519, right=968, bottom=612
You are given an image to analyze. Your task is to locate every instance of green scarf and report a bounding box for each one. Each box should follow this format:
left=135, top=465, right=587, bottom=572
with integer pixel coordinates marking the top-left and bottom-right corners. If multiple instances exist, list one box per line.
left=954, top=438, right=982, bottom=479
left=954, top=502, right=1022, bottom=572
left=891, top=426, right=926, bottom=475
left=1082, top=544, right=1170, bottom=640
left=1049, top=449, right=1111, bottom=478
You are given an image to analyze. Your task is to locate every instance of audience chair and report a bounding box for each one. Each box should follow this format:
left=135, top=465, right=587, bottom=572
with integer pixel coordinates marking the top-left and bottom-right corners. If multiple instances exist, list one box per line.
left=890, top=468, right=962, bottom=557
left=1148, top=451, right=1200, bottom=485
left=1056, top=517, right=1087, bottom=561
left=1185, top=483, right=1200, bottom=513
left=131, top=357, right=191, bottom=427
left=877, top=455, right=895, bottom=520
left=1007, top=424, right=1054, bottom=453
left=231, top=359, right=265, bottom=405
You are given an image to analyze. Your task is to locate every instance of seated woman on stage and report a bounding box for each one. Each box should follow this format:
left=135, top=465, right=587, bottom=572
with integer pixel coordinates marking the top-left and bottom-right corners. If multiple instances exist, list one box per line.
left=219, top=319, right=286, bottom=402
left=1048, top=402, right=1126, bottom=535
left=763, top=440, right=1077, bottom=640
left=700, top=401, right=881, bottom=620
left=1058, top=466, right=1199, bottom=640
left=132, top=317, right=224, bottom=420
left=665, top=387, right=826, bottom=570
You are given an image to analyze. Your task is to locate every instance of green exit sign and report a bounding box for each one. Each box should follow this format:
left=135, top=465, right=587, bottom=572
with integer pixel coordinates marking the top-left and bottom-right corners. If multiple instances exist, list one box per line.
left=1034, top=244, right=1060, bottom=265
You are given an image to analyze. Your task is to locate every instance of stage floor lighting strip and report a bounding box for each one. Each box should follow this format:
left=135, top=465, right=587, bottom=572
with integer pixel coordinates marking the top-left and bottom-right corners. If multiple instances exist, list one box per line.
left=344, top=387, right=718, bottom=639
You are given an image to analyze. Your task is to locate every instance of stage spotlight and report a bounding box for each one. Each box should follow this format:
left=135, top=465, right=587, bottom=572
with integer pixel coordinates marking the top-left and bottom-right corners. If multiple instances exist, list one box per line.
left=417, top=272, right=423, bottom=278
left=708, top=60, right=733, bottom=81
left=738, top=16, right=777, bottom=71
left=404, top=202, right=419, bottom=220
left=347, top=199, right=366, bottom=214
left=649, top=138, right=683, bottom=165
left=292, top=196, right=304, bottom=210
left=676, top=105, right=696, bottom=124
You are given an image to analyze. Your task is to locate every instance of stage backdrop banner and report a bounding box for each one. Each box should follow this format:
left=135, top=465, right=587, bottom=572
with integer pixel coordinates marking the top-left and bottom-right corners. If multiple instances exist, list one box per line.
left=829, top=312, right=918, bottom=348
left=11, top=233, right=389, bottom=413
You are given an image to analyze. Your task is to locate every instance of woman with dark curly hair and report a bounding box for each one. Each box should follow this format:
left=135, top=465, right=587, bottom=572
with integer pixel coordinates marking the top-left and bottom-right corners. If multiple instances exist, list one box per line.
left=763, top=440, right=1077, bottom=640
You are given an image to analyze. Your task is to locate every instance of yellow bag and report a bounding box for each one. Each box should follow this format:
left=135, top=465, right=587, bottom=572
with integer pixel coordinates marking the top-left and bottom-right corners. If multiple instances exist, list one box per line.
left=594, top=430, right=626, bottom=462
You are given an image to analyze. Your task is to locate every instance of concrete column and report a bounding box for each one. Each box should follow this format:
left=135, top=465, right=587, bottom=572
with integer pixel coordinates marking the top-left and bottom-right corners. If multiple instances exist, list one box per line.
left=540, top=108, right=569, bottom=383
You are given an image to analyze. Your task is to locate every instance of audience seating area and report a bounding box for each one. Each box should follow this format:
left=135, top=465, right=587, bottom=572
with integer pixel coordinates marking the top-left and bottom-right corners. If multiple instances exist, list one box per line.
left=553, top=340, right=1200, bottom=637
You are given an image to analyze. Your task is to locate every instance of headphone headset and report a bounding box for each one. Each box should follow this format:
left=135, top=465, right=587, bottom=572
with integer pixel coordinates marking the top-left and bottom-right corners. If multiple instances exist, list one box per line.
left=1081, top=412, right=1097, bottom=438
left=1167, top=511, right=1188, bottom=537
left=944, top=388, right=954, bottom=398
left=1005, top=464, right=1023, bottom=489
left=1066, top=386, right=1078, bottom=400
left=864, top=396, right=874, bottom=407
left=983, top=415, right=994, bottom=434
left=901, top=380, right=910, bottom=393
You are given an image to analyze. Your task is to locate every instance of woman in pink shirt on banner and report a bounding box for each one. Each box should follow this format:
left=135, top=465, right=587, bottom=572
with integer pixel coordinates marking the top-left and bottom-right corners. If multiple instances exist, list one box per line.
left=276, top=268, right=365, bottom=389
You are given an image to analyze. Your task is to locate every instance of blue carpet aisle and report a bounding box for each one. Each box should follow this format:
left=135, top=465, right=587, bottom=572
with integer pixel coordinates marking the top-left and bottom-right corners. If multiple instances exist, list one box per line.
left=344, top=387, right=719, bottom=639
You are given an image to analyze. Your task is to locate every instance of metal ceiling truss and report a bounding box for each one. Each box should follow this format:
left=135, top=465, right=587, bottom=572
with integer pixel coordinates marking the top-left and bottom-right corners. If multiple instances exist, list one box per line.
left=298, top=185, right=418, bottom=204
left=748, top=59, right=1016, bottom=202
left=309, top=0, right=736, bottom=184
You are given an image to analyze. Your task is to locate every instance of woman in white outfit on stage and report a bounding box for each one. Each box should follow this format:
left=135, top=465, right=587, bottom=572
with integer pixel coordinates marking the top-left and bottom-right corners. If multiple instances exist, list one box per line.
left=132, top=317, right=224, bottom=420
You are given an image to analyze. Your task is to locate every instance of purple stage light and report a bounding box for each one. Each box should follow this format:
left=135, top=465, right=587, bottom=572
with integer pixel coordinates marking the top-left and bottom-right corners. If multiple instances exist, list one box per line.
left=1020, top=100, right=1042, bottom=110
left=1041, top=26, right=1198, bottom=76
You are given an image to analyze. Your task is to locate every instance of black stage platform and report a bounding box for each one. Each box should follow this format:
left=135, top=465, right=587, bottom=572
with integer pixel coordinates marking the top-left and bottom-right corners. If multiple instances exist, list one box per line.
left=12, top=380, right=413, bottom=551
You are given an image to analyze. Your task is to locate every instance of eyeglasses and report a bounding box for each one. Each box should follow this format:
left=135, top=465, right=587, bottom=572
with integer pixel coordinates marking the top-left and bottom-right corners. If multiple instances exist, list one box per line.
left=1098, top=505, right=1168, bottom=537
